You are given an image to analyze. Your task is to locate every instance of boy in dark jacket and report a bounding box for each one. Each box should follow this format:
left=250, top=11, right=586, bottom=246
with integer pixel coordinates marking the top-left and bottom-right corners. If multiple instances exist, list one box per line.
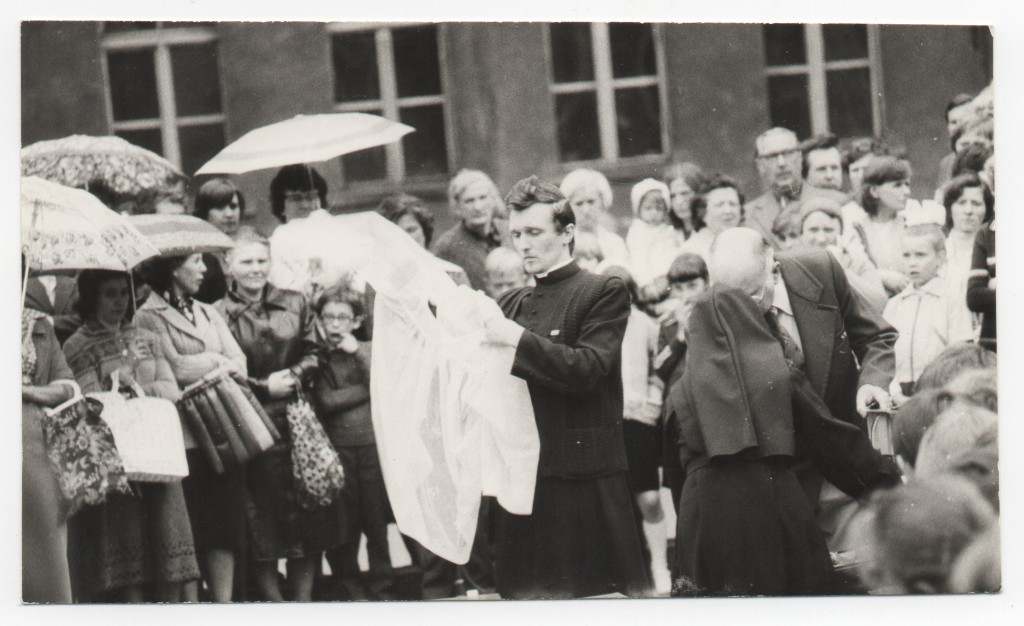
left=313, top=285, right=393, bottom=600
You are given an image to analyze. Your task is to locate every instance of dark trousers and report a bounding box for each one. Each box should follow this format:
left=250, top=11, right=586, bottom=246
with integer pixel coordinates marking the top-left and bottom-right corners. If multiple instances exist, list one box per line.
left=414, top=496, right=496, bottom=599
left=325, top=444, right=393, bottom=598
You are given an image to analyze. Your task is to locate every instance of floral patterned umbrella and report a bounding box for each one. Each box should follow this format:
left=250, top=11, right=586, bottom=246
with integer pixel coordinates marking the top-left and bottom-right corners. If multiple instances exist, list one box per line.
left=21, top=134, right=185, bottom=197
left=21, top=176, right=160, bottom=275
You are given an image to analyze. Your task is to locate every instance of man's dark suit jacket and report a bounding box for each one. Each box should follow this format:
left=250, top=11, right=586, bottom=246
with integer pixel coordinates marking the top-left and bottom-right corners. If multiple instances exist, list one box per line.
left=777, top=248, right=897, bottom=427
left=777, top=248, right=897, bottom=501
left=24, top=275, right=80, bottom=345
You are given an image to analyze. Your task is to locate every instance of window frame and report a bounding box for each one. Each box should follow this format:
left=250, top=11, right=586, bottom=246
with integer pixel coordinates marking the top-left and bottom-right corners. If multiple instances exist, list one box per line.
left=764, top=24, right=884, bottom=137
left=327, top=21, right=455, bottom=186
left=99, top=22, right=226, bottom=170
left=545, top=22, right=670, bottom=166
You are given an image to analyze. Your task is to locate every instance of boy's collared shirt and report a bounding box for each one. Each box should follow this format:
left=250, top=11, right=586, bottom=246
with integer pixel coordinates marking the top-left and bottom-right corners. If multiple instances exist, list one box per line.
left=883, top=276, right=974, bottom=386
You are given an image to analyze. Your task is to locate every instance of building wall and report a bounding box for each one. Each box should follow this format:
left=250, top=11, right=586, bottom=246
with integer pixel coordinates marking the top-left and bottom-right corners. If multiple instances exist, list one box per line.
left=21, top=22, right=993, bottom=231
left=663, top=24, right=771, bottom=199
left=878, top=25, right=993, bottom=199
left=21, top=22, right=108, bottom=145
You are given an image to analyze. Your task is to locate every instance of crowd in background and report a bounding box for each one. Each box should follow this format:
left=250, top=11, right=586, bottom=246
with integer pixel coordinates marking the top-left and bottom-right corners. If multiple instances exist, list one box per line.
left=22, top=80, right=997, bottom=602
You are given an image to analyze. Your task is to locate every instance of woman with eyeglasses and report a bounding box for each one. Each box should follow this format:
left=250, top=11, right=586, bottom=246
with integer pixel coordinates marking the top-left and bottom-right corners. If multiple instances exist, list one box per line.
left=214, top=227, right=340, bottom=602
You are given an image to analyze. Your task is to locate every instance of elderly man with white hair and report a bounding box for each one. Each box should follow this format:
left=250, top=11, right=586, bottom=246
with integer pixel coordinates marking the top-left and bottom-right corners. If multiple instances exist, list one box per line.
left=705, top=227, right=898, bottom=552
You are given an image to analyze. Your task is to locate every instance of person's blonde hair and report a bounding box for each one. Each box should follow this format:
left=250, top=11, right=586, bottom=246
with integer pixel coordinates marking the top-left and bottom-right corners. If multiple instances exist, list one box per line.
left=560, top=168, right=613, bottom=210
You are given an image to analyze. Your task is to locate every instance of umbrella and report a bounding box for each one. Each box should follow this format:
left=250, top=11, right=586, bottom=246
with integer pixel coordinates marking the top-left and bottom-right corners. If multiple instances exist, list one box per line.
left=21, top=176, right=160, bottom=275
left=195, top=112, right=415, bottom=175
left=21, top=134, right=185, bottom=197
left=129, top=214, right=235, bottom=257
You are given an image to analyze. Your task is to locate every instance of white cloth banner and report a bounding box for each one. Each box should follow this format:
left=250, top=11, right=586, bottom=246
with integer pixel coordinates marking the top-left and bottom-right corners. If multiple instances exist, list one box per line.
left=272, top=211, right=538, bottom=564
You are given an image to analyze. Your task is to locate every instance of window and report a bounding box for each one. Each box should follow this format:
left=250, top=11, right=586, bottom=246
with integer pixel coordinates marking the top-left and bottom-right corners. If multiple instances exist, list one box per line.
left=548, top=23, right=666, bottom=163
left=763, top=24, right=882, bottom=139
left=100, top=22, right=226, bottom=176
left=329, top=23, right=450, bottom=184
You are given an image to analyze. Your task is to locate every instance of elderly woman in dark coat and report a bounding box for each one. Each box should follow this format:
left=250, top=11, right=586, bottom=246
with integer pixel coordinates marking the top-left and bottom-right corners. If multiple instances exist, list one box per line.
left=215, top=227, right=339, bottom=601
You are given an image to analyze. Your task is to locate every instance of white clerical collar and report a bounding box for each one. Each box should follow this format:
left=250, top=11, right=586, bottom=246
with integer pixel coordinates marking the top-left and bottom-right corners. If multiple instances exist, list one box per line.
left=535, top=256, right=574, bottom=279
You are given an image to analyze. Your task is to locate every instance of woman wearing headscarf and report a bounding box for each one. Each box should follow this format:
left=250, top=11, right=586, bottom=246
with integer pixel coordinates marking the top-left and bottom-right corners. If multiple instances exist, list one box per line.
left=667, top=285, right=895, bottom=596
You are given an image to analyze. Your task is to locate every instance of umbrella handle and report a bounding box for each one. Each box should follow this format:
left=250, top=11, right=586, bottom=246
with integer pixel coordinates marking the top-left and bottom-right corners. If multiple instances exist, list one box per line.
left=21, top=204, right=40, bottom=310
left=21, top=263, right=29, bottom=310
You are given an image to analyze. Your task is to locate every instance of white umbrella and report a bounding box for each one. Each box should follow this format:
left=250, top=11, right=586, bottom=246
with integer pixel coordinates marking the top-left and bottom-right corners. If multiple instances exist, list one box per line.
left=21, top=176, right=160, bottom=275
left=195, top=112, right=415, bottom=175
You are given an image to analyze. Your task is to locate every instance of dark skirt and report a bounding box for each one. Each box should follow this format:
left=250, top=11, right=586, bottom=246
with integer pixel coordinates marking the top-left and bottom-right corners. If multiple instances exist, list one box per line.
left=494, top=472, right=651, bottom=599
left=182, top=448, right=247, bottom=553
left=623, top=420, right=661, bottom=494
left=673, top=457, right=835, bottom=597
left=68, top=482, right=200, bottom=598
left=245, top=443, right=344, bottom=562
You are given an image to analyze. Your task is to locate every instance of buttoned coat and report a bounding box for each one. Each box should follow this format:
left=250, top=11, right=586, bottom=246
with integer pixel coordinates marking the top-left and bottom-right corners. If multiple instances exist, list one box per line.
left=134, top=291, right=247, bottom=386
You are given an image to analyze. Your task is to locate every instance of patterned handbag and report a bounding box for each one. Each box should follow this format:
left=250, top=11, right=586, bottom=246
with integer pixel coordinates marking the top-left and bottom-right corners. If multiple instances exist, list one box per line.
left=41, top=381, right=133, bottom=519
left=286, top=389, right=345, bottom=510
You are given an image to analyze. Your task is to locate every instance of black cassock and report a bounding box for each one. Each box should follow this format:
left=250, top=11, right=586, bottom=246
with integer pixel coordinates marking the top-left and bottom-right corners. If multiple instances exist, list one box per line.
left=495, top=261, right=650, bottom=599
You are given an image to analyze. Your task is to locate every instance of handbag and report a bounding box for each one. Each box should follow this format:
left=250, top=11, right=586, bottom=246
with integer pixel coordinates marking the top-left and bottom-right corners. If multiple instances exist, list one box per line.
left=89, top=372, right=189, bottom=483
left=286, top=389, right=345, bottom=510
left=41, top=380, right=133, bottom=519
left=177, top=366, right=280, bottom=474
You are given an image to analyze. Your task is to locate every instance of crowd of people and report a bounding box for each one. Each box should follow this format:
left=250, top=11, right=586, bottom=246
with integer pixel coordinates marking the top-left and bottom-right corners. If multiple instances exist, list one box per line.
left=22, top=81, right=998, bottom=603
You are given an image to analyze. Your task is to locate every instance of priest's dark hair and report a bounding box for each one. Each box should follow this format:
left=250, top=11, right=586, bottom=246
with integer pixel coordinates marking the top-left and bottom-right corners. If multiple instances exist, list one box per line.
left=505, top=175, right=576, bottom=253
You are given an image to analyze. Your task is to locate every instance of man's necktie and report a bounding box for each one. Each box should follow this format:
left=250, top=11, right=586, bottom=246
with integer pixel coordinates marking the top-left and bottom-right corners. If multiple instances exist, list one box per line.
left=764, top=306, right=805, bottom=371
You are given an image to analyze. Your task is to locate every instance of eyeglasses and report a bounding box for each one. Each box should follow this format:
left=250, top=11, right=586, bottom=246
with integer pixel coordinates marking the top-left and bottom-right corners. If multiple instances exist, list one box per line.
left=284, top=190, right=320, bottom=202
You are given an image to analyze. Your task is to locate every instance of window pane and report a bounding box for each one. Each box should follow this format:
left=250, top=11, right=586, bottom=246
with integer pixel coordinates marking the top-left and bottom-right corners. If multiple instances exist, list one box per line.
left=103, top=22, right=156, bottom=33
left=171, top=44, right=223, bottom=117
left=763, top=24, right=806, bottom=66
left=107, top=50, right=160, bottom=121
left=394, top=26, right=441, bottom=98
left=400, top=104, right=448, bottom=177
left=179, top=124, right=225, bottom=177
left=826, top=68, right=873, bottom=137
left=767, top=74, right=811, bottom=139
left=115, top=128, right=163, bottom=157
left=343, top=147, right=387, bottom=182
left=823, top=24, right=868, bottom=61
left=332, top=32, right=380, bottom=103
left=615, top=86, right=662, bottom=157
left=550, top=23, right=594, bottom=83
left=609, top=23, right=656, bottom=78
left=555, top=92, right=600, bottom=162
